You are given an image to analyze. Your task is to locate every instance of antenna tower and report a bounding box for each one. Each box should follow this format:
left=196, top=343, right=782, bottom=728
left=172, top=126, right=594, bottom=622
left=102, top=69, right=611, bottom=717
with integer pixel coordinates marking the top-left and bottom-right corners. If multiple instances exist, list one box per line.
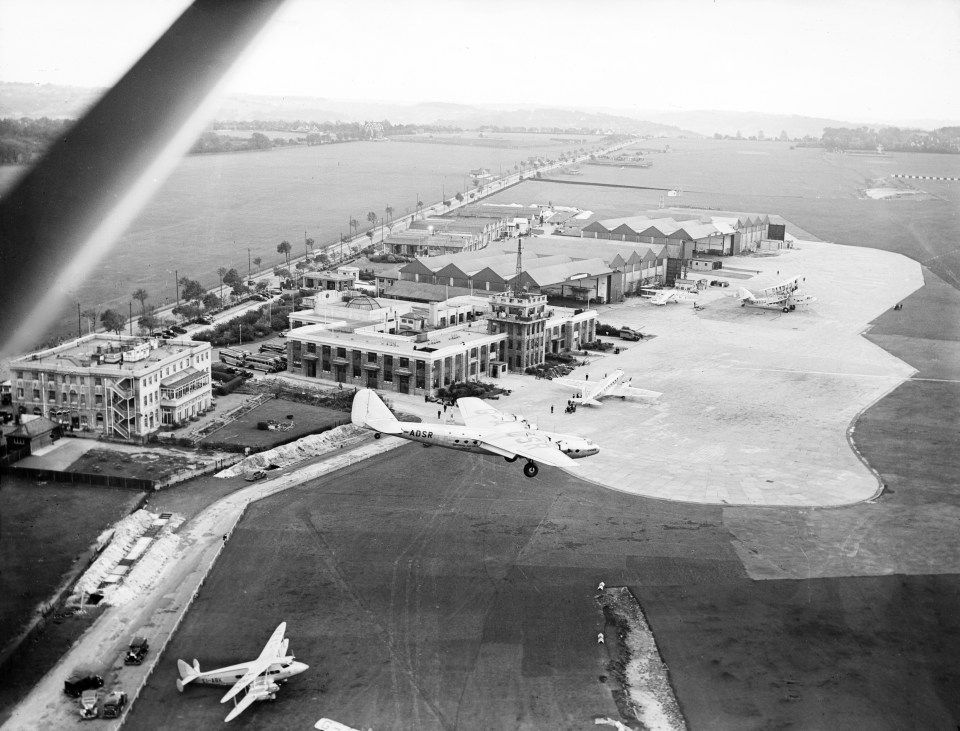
left=515, top=239, right=523, bottom=293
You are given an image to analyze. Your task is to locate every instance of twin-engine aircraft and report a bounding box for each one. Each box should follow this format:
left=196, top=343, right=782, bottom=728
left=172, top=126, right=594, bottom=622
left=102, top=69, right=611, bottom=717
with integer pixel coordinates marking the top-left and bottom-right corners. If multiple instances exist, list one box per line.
left=552, top=368, right=661, bottom=407
left=351, top=389, right=599, bottom=478
left=737, top=276, right=815, bottom=312
left=176, top=622, right=308, bottom=722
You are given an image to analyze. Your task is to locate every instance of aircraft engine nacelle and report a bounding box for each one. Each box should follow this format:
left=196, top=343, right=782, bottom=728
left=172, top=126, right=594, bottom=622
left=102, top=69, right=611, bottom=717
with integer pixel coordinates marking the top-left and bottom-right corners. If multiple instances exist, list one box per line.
left=265, top=682, right=280, bottom=695
left=555, top=437, right=599, bottom=458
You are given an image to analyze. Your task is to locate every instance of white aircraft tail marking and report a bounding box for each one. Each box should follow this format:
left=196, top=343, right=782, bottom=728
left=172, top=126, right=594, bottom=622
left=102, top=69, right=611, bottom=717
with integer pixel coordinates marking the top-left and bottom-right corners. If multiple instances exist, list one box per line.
left=736, top=287, right=754, bottom=302
left=351, top=389, right=402, bottom=434
left=176, top=658, right=201, bottom=692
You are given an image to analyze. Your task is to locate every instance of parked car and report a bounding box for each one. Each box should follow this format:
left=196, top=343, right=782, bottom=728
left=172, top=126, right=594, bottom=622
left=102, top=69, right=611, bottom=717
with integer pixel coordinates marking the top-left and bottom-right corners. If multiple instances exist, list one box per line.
left=161, top=329, right=176, bottom=338
left=244, top=470, right=267, bottom=481
left=709, top=279, right=729, bottom=287
left=79, top=689, right=101, bottom=719
left=170, top=325, right=188, bottom=334
left=124, top=636, right=149, bottom=665
left=101, top=690, right=127, bottom=719
left=64, top=668, right=104, bottom=697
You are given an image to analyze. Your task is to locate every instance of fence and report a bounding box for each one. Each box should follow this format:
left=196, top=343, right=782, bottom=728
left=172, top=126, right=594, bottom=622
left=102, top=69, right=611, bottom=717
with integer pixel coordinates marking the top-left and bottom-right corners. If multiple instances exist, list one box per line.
left=0, top=464, right=154, bottom=490
left=0, top=447, right=30, bottom=467
left=153, top=454, right=244, bottom=489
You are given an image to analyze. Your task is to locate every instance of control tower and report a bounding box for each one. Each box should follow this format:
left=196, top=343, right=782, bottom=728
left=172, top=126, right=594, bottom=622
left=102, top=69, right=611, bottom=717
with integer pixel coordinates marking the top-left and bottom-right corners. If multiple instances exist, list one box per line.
left=487, top=240, right=551, bottom=372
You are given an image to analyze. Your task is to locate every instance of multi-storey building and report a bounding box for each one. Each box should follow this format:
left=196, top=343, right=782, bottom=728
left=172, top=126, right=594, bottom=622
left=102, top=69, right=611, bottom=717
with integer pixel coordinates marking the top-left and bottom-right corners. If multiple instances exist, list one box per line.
left=284, top=293, right=597, bottom=395
left=9, top=334, right=213, bottom=440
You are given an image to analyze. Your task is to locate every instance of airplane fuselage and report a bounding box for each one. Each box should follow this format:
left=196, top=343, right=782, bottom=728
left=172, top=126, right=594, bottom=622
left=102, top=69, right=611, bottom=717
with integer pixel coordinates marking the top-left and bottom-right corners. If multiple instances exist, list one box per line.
left=396, top=423, right=598, bottom=459
left=742, top=293, right=815, bottom=311
left=193, top=661, right=307, bottom=688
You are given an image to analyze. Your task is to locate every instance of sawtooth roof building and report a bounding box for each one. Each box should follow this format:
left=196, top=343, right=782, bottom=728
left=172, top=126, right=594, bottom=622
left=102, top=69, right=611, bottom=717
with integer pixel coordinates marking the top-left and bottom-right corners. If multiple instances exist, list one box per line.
left=384, top=235, right=668, bottom=304
left=579, top=212, right=771, bottom=256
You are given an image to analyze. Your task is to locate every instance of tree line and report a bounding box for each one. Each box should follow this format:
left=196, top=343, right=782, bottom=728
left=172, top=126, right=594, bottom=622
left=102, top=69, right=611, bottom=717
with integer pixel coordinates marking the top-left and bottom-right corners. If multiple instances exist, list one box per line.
left=818, top=126, right=960, bottom=154
left=0, top=117, right=74, bottom=164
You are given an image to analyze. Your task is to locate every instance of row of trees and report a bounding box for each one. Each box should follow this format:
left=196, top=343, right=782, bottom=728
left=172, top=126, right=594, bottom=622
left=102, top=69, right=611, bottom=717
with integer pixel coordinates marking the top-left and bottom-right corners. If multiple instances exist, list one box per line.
left=0, top=116, right=75, bottom=164
left=819, top=126, right=960, bottom=154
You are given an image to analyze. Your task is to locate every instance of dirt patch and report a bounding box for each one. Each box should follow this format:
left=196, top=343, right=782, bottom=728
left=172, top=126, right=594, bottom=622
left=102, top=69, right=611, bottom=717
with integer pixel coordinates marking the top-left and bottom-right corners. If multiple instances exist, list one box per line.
left=598, top=587, right=686, bottom=731
left=197, top=396, right=347, bottom=450
left=66, top=448, right=198, bottom=482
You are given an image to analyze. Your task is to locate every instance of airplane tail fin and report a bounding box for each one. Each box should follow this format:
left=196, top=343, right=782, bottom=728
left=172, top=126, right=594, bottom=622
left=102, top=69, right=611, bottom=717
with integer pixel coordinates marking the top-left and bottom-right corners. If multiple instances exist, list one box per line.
left=736, top=287, right=754, bottom=302
left=176, top=658, right=200, bottom=692
left=351, top=389, right=402, bottom=434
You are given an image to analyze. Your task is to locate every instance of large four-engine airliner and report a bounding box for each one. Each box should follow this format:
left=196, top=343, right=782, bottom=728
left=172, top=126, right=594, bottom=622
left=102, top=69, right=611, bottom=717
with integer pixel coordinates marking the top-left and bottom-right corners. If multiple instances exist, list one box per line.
left=351, top=389, right=599, bottom=478
left=176, top=622, right=308, bottom=722
left=552, top=369, right=661, bottom=407
left=737, top=275, right=815, bottom=312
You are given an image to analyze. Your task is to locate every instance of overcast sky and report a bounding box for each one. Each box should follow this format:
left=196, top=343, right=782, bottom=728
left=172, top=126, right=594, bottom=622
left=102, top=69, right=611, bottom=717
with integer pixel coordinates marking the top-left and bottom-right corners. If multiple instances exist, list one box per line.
left=1, top=0, right=958, bottom=125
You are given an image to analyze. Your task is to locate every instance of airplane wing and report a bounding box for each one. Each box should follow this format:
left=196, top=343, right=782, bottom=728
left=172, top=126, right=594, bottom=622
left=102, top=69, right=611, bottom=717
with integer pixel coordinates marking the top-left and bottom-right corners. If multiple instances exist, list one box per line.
left=258, top=622, right=287, bottom=661
left=480, top=429, right=578, bottom=469
left=221, top=623, right=286, bottom=704
left=552, top=377, right=590, bottom=393
left=621, top=385, right=662, bottom=402
left=316, top=719, right=363, bottom=731
left=224, top=687, right=261, bottom=723
left=457, top=397, right=520, bottom=429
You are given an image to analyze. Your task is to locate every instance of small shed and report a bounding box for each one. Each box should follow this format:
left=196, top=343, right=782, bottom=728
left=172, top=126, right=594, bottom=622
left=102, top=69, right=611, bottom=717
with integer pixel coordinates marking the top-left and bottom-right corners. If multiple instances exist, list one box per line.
left=7, top=415, right=62, bottom=454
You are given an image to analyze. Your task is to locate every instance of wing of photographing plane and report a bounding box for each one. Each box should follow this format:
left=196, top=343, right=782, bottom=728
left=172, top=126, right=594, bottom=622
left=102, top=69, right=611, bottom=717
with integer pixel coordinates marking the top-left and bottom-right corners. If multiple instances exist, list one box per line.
left=480, top=429, right=579, bottom=469
left=221, top=622, right=287, bottom=704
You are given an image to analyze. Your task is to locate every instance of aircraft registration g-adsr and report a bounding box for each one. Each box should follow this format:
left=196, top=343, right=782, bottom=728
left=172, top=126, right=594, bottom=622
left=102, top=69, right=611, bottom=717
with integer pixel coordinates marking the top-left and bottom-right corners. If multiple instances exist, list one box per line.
left=351, top=389, right=599, bottom=478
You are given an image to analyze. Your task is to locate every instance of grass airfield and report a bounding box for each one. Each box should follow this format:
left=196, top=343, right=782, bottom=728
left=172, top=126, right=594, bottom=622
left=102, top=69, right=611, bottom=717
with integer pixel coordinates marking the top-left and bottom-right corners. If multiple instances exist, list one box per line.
left=125, top=234, right=960, bottom=729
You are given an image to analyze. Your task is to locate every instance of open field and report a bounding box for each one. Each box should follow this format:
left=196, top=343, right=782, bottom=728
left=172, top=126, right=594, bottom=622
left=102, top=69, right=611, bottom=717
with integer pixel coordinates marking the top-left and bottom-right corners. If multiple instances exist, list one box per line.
left=0, top=477, right=142, bottom=715
left=198, top=397, right=348, bottom=449
left=126, top=438, right=960, bottom=730
left=510, top=138, right=960, bottom=292
left=65, top=447, right=199, bottom=481
left=0, top=134, right=595, bottom=344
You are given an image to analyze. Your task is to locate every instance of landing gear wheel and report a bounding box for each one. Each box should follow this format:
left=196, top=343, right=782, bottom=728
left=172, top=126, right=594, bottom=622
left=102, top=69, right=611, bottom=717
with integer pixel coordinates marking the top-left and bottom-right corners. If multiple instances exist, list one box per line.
left=374, top=432, right=381, bottom=439
left=504, top=455, right=519, bottom=463
left=523, top=461, right=539, bottom=478
left=782, top=306, right=790, bottom=312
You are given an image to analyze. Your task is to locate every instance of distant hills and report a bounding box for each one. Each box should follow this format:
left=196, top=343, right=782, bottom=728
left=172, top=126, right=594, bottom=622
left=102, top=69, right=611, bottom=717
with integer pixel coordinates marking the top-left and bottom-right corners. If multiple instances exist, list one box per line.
left=1, top=81, right=950, bottom=140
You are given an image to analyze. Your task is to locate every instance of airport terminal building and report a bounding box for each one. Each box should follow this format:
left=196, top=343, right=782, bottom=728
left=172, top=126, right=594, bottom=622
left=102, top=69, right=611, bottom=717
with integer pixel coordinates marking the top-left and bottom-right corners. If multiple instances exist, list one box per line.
left=285, top=291, right=596, bottom=395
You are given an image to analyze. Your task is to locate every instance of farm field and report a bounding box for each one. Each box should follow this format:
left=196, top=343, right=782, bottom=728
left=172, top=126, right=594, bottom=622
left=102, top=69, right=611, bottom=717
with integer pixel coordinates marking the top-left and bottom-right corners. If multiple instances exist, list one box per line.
left=0, top=133, right=596, bottom=344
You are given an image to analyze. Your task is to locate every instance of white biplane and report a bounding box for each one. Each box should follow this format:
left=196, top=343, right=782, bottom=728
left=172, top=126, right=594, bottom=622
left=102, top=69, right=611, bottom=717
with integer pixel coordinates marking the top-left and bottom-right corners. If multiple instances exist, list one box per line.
left=351, top=389, right=599, bottom=478
left=649, top=289, right=698, bottom=306
left=552, top=369, right=661, bottom=407
left=737, top=276, right=815, bottom=312
left=176, top=622, right=308, bottom=722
